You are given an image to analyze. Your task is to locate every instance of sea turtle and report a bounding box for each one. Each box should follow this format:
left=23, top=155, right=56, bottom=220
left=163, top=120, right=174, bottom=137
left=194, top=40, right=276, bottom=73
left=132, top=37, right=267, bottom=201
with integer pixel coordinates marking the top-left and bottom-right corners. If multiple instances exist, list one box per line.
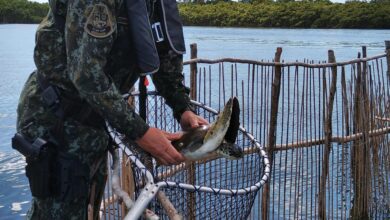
left=172, top=97, right=243, bottom=161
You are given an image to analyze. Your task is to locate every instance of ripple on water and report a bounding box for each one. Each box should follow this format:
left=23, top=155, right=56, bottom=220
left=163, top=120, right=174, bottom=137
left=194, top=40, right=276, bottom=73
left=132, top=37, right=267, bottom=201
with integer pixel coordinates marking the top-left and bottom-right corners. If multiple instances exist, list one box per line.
left=0, top=152, right=26, bottom=173
left=11, top=201, right=29, bottom=212
left=0, top=151, right=30, bottom=219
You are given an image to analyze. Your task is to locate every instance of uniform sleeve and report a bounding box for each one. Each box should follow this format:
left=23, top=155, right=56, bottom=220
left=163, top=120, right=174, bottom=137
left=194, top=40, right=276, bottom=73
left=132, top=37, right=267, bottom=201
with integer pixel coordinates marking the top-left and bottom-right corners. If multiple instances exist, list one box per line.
left=65, top=0, right=149, bottom=139
left=151, top=50, right=194, bottom=121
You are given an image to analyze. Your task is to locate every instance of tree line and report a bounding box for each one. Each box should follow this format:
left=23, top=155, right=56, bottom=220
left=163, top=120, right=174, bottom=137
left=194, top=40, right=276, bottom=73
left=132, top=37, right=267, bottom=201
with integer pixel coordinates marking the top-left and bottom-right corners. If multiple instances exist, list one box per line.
left=1, top=0, right=390, bottom=29
left=179, top=1, right=390, bottom=28
left=0, top=0, right=48, bottom=23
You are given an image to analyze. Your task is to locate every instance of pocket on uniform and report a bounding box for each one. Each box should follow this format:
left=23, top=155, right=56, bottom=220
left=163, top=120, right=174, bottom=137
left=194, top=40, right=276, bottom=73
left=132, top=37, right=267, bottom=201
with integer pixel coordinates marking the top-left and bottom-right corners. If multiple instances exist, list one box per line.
left=57, top=153, right=90, bottom=202
left=25, top=156, right=53, bottom=198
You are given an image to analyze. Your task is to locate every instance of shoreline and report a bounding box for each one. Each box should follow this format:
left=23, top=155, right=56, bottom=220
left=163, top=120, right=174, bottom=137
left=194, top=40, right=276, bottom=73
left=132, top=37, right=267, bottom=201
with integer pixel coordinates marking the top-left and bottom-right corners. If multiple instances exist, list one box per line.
left=1, top=1, right=390, bottom=29
left=1, top=23, right=390, bottom=31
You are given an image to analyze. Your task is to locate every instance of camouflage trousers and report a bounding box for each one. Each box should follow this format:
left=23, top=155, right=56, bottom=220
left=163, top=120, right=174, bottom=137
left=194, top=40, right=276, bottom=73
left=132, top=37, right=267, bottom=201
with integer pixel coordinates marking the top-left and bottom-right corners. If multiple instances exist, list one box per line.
left=17, top=73, right=110, bottom=220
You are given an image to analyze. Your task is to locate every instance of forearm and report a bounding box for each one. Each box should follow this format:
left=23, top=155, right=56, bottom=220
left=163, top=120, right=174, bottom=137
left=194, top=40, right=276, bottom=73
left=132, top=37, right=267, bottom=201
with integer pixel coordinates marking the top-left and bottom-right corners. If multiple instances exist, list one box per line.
left=152, top=50, right=194, bottom=121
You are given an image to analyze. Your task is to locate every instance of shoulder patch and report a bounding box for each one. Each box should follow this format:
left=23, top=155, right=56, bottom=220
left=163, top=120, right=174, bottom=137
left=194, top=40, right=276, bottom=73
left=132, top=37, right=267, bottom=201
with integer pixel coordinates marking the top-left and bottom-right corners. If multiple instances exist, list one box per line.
left=85, top=4, right=114, bottom=38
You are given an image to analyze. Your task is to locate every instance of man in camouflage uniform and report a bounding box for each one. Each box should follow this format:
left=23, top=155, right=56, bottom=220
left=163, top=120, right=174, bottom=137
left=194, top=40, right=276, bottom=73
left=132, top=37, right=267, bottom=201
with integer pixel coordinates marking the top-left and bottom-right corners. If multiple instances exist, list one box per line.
left=16, top=0, right=207, bottom=219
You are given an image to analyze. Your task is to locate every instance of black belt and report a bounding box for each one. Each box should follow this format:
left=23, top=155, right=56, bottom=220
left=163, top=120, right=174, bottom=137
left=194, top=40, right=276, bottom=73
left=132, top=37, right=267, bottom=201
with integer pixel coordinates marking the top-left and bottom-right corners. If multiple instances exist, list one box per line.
left=36, top=71, right=104, bottom=129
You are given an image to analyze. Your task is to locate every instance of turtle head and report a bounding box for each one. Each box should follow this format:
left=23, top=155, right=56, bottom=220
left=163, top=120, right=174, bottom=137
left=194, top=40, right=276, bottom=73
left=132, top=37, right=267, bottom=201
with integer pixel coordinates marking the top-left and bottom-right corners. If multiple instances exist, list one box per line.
left=216, top=143, right=244, bottom=160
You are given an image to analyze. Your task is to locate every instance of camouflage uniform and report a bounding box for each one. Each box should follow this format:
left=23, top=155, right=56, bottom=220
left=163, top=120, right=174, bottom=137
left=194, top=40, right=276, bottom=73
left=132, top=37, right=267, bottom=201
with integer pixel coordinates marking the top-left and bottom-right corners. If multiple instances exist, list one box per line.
left=16, top=0, right=191, bottom=219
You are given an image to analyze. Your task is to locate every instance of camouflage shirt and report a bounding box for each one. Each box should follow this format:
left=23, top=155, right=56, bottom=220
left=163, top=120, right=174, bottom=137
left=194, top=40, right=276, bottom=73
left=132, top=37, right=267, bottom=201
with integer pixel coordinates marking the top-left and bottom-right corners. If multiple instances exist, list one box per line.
left=20, top=0, right=191, bottom=141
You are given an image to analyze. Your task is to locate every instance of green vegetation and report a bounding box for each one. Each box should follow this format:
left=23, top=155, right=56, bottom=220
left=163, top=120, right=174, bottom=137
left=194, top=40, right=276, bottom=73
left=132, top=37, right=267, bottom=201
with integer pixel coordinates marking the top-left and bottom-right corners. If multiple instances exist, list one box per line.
left=0, top=0, right=48, bottom=23
left=179, top=1, right=390, bottom=29
left=1, top=0, right=390, bottom=29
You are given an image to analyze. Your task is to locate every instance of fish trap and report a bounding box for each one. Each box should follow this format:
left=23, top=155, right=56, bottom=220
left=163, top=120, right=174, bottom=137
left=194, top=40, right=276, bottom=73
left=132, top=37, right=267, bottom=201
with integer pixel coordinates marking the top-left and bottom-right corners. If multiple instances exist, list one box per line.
left=103, top=94, right=270, bottom=220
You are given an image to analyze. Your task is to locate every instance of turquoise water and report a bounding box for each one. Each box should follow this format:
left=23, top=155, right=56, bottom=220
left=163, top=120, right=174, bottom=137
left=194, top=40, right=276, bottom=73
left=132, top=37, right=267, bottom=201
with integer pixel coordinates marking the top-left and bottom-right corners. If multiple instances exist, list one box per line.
left=0, top=24, right=389, bottom=219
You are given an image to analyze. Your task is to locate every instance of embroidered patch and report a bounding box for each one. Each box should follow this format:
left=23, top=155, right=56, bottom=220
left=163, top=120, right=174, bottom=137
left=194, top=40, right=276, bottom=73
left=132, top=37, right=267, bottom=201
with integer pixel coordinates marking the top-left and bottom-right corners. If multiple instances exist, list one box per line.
left=85, top=4, right=114, bottom=38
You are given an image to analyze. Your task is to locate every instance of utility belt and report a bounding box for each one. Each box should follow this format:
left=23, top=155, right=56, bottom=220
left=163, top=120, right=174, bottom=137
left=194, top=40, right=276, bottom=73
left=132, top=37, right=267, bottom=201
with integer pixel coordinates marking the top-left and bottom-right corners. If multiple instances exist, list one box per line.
left=12, top=133, right=90, bottom=201
left=11, top=71, right=102, bottom=200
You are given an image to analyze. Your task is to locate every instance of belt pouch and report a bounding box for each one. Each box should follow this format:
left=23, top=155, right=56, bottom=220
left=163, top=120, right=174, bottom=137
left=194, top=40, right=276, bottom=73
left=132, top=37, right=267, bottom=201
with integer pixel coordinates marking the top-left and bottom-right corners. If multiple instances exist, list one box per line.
left=58, top=153, right=90, bottom=202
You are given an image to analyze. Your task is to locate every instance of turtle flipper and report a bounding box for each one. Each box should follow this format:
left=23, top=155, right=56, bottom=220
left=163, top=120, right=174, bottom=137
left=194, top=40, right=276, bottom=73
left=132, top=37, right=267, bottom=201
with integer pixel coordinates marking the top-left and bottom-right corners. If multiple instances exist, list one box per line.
left=203, top=97, right=235, bottom=150
left=224, top=97, right=240, bottom=144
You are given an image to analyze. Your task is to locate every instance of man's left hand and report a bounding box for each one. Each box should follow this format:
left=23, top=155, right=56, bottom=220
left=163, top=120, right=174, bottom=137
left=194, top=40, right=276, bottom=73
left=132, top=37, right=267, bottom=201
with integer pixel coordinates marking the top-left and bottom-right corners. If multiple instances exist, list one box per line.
left=180, top=110, right=209, bottom=131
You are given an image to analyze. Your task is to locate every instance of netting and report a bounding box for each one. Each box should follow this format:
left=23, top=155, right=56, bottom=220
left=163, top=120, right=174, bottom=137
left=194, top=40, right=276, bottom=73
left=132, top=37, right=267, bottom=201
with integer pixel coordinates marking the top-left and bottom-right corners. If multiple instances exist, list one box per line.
left=149, top=99, right=267, bottom=219
left=101, top=95, right=270, bottom=220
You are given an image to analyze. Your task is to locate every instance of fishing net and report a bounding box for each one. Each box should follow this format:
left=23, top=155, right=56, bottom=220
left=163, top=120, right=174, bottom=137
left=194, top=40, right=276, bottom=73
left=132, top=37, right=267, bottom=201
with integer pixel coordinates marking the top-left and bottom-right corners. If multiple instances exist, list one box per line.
left=101, top=93, right=270, bottom=220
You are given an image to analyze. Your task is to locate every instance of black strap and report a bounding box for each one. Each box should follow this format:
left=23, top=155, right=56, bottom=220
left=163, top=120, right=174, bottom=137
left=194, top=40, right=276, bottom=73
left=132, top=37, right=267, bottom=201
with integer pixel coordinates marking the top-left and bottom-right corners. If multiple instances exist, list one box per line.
left=36, top=71, right=104, bottom=129
left=125, top=0, right=160, bottom=75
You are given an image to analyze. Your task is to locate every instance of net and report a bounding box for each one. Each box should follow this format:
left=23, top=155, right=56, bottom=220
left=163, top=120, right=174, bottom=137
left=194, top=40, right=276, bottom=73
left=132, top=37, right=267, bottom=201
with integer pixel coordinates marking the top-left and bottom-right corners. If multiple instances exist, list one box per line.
left=103, top=94, right=270, bottom=220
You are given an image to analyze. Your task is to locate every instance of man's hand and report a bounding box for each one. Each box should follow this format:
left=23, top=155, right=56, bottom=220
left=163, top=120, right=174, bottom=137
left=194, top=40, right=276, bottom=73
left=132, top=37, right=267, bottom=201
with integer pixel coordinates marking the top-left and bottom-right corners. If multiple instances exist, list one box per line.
left=136, top=127, right=185, bottom=165
left=180, top=110, right=209, bottom=131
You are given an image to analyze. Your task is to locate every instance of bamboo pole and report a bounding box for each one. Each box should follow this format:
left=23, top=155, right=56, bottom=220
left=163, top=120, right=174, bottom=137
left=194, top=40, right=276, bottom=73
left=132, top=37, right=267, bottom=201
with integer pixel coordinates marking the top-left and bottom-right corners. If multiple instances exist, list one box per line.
left=238, top=127, right=390, bottom=154
left=350, top=47, right=371, bottom=219
left=261, top=47, right=282, bottom=220
left=361, top=46, right=371, bottom=218
left=156, top=123, right=390, bottom=180
left=386, top=41, right=390, bottom=79
left=188, top=43, right=197, bottom=220
left=341, top=66, right=350, bottom=136
left=190, top=43, right=198, bottom=100
left=350, top=51, right=369, bottom=219
left=272, top=126, right=390, bottom=150
left=375, top=116, right=390, bottom=122
left=156, top=191, right=183, bottom=220
left=182, top=53, right=387, bottom=67
left=319, top=50, right=337, bottom=220
left=121, top=154, right=137, bottom=217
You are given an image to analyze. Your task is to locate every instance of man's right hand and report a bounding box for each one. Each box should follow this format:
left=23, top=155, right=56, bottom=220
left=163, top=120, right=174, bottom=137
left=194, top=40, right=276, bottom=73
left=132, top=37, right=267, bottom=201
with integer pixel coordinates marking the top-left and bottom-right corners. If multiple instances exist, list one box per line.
left=135, top=127, right=186, bottom=165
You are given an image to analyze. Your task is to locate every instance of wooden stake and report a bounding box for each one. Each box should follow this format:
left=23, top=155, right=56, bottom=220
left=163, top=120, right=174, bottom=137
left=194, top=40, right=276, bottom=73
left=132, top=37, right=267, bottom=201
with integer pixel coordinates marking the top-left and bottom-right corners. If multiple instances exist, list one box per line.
left=350, top=50, right=369, bottom=219
left=190, top=43, right=198, bottom=100
left=385, top=41, right=390, bottom=79
left=188, top=43, right=198, bottom=220
left=261, top=47, right=282, bottom=220
left=157, top=191, right=183, bottom=220
left=319, top=50, right=337, bottom=220
left=361, top=46, right=371, bottom=218
left=341, top=67, right=350, bottom=136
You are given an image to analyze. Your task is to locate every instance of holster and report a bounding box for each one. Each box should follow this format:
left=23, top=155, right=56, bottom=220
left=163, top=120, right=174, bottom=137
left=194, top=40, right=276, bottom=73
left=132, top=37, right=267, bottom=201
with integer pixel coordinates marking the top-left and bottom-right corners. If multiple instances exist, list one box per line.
left=12, top=133, right=90, bottom=201
left=12, top=133, right=57, bottom=198
left=25, top=152, right=56, bottom=198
